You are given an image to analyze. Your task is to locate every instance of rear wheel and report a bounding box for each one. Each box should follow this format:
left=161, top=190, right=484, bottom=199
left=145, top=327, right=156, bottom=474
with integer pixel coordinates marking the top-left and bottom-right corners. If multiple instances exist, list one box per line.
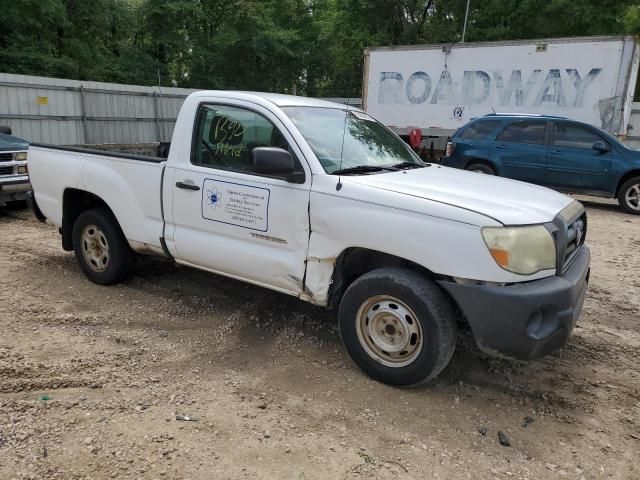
left=617, top=177, right=640, bottom=214
left=338, top=268, right=457, bottom=387
left=466, top=163, right=495, bottom=175
left=72, top=208, right=136, bottom=284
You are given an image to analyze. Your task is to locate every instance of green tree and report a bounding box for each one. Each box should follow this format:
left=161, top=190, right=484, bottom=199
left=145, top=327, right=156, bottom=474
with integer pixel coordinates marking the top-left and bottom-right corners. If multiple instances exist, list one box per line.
left=0, top=0, right=636, bottom=97
left=624, top=4, right=640, bottom=33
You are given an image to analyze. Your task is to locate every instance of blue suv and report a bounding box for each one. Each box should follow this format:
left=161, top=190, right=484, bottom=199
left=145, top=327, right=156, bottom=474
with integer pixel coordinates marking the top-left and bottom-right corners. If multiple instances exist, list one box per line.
left=441, top=114, right=640, bottom=214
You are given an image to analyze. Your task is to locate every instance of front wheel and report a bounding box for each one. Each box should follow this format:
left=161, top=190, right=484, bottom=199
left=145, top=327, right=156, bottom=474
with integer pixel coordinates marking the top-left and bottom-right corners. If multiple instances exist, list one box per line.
left=617, top=177, right=640, bottom=214
left=72, top=208, right=137, bottom=285
left=338, top=268, right=457, bottom=387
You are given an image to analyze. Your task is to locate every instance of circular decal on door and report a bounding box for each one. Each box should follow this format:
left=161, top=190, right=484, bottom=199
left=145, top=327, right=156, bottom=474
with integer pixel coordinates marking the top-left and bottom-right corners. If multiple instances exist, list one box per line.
left=206, top=189, right=223, bottom=208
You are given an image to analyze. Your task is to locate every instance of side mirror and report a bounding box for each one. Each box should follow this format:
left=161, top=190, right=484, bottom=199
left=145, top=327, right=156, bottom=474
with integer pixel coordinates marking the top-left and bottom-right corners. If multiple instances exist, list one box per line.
left=592, top=140, right=609, bottom=153
left=251, top=147, right=296, bottom=177
left=0, top=126, right=12, bottom=135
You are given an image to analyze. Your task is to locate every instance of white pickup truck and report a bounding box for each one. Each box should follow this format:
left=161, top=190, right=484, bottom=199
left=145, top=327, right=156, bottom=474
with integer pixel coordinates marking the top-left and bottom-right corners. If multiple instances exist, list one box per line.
left=28, top=91, right=590, bottom=386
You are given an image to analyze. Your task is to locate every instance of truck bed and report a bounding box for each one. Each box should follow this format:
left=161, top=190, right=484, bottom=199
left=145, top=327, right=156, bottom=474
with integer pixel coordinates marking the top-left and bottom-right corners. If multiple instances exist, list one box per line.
left=29, top=144, right=166, bottom=253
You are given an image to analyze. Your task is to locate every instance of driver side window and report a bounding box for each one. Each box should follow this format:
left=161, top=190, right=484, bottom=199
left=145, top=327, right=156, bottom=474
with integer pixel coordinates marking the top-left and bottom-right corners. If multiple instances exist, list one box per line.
left=191, top=104, right=294, bottom=174
left=552, top=123, right=603, bottom=150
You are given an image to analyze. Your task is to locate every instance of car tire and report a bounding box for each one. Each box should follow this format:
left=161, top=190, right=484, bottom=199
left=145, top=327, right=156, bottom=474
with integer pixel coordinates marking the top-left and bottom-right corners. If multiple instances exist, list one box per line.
left=338, top=267, right=457, bottom=387
left=5, top=200, right=27, bottom=210
left=617, top=177, right=640, bottom=214
left=466, top=163, right=495, bottom=175
left=72, top=208, right=137, bottom=285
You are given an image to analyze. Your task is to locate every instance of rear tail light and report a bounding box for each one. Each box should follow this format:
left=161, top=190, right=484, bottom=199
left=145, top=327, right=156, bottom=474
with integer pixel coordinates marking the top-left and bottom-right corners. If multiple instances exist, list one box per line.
left=445, top=141, right=455, bottom=157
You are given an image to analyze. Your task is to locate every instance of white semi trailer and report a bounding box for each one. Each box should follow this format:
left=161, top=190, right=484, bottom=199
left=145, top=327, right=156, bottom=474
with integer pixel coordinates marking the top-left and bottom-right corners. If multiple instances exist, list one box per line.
left=363, top=36, right=640, bottom=149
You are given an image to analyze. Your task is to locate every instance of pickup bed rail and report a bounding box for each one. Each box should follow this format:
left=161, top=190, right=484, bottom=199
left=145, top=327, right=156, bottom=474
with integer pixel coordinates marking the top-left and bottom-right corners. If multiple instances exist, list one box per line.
left=30, top=143, right=165, bottom=163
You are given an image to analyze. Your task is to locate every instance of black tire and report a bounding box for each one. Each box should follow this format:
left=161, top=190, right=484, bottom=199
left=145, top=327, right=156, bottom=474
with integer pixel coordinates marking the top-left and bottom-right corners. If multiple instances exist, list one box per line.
left=617, top=177, right=640, bottom=214
left=5, top=200, right=27, bottom=210
left=72, top=208, right=136, bottom=285
left=338, top=267, right=457, bottom=387
left=466, top=163, right=495, bottom=175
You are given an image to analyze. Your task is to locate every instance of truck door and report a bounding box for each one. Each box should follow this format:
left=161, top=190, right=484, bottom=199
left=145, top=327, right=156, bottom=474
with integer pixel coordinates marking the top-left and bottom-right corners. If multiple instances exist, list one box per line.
left=545, top=121, right=612, bottom=193
left=491, top=119, right=548, bottom=184
left=165, top=101, right=311, bottom=295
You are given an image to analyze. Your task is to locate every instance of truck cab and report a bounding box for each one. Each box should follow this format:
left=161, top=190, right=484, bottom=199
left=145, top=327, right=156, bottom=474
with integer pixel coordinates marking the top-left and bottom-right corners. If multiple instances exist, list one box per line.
left=0, top=126, right=30, bottom=206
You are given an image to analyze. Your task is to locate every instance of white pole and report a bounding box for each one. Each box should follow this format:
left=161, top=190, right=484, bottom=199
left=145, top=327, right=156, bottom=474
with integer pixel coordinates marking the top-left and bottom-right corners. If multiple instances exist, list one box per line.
left=461, top=0, right=471, bottom=43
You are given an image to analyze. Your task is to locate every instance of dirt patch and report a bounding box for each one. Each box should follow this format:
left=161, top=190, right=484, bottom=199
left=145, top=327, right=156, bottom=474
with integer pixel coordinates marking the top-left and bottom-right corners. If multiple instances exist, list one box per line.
left=1, top=197, right=639, bottom=479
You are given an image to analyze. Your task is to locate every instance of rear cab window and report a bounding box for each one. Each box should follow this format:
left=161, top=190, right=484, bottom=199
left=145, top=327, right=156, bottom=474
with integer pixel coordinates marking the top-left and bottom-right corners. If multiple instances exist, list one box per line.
left=456, top=119, right=501, bottom=140
left=496, top=120, right=546, bottom=145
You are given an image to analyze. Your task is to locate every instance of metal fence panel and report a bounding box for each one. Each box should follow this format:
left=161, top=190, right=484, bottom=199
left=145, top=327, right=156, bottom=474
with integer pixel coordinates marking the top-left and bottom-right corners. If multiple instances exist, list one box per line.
left=0, top=73, right=361, bottom=146
left=0, top=73, right=197, bottom=145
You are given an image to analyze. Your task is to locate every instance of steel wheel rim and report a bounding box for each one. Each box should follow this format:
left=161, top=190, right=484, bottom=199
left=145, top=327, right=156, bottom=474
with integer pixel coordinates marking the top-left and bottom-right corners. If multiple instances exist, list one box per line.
left=625, top=183, right=640, bottom=211
left=81, top=224, right=110, bottom=272
left=355, top=295, right=424, bottom=368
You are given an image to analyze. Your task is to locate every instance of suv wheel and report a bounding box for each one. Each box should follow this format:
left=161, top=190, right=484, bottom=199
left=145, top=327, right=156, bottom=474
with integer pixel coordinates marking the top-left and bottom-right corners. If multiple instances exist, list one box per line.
left=618, top=177, right=640, bottom=214
left=466, top=163, right=495, bottom=175
left=338, top=268, right=457, bottom=387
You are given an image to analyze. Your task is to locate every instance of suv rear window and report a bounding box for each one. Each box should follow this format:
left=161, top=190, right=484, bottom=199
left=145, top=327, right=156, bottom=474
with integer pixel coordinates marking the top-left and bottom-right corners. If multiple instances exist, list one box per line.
left=457, top=120, right=500, bottom=140
left=496, top=120, right=546, bottom=145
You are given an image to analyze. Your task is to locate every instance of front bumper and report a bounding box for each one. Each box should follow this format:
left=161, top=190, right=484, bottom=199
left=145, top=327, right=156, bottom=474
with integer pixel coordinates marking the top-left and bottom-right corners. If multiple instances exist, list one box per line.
left=439, top=245, right=590, bottom=360
left=0, top=175, right=31, bottom=203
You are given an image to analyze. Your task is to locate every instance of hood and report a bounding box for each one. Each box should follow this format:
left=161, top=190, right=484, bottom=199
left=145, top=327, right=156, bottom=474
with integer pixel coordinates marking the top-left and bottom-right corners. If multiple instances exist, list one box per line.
left=0, top=133, right=29, bottom=151
left=348, top=165, right=574, bottom=225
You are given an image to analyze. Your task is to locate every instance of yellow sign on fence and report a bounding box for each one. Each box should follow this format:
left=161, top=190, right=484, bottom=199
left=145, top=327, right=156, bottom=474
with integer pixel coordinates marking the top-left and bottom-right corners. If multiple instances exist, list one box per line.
left=37, top=96, right=49, bottom=105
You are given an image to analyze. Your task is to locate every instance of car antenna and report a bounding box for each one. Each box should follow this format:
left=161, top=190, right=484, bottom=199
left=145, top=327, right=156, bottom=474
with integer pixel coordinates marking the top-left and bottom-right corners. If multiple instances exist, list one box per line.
left=336, top=96, right=351, bottom=191
left=490, top=105, right=496, bottom=113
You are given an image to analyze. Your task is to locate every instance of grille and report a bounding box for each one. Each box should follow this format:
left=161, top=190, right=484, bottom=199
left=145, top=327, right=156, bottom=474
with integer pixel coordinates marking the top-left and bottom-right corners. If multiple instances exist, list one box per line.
left=560, top=213, right=587, bottom=272
left=0, top=153, right=13, bottom=162
left=0, top=166, right=14, bottom=175
left=552, top=202, right=587, bottom=274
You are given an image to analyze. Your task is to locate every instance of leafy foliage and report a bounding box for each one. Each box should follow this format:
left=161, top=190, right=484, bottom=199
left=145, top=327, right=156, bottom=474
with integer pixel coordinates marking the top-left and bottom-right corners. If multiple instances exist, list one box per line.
left=0, top=0, right=637, bottom=96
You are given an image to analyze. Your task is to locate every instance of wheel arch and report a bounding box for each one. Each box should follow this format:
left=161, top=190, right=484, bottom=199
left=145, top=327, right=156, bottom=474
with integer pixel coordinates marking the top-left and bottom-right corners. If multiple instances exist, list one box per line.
left=61, top=188, right=117, bottom=251
left=615, top=170, right=640, bottom=197
left=463, top=158, right=497, bottom=173
left=326, top=247, right=442, bottom=310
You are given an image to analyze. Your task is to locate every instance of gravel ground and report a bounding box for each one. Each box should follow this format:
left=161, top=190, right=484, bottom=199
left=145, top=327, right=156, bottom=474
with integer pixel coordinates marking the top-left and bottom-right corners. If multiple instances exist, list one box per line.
left=0, top=197, right=639, bottom=480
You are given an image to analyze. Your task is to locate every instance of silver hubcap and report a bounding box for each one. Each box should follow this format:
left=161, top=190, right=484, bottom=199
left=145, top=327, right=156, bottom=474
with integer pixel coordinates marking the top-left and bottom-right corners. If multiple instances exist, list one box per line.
left=356, top=296, right=423, bottom=368
left=81, top=224, right=110, bottom=272
left=625, top=183, right=640, bottom=211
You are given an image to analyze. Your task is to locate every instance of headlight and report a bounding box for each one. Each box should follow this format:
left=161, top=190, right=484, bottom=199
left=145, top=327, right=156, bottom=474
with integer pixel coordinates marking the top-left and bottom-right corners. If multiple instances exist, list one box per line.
left=16, top=152, right=28, bottom=161
left=482, top=225, right=556, bottom=275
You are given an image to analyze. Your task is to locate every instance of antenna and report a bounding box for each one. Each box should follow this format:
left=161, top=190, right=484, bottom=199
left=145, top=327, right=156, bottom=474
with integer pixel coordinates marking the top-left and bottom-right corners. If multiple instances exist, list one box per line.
left=157, top=69, right=164, bottom=142
left=336, top=96, right=351, bottom=191
left=490, top=105, right=496, bottom=113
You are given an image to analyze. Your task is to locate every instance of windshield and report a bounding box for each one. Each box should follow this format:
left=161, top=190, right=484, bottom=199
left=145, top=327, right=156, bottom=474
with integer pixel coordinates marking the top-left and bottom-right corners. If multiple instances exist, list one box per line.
left=282, top=107, right=423, bottom=173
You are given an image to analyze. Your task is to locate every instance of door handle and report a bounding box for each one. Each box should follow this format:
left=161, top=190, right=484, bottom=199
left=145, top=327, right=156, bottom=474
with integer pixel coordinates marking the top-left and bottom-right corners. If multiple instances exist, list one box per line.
left=550, top=150, right=566, bottom=156
left=495, top=144, right=507, bottom=149
left=176, top=181, right=200, bottom=191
